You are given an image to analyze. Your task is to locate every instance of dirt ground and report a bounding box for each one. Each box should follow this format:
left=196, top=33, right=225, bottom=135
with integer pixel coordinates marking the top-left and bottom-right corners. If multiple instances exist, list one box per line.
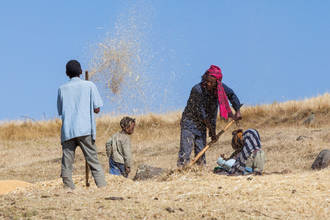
left=0, top=97, right=330, bottom=219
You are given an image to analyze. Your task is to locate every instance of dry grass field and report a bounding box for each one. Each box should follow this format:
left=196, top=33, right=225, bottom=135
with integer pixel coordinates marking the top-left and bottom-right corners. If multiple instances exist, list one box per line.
left=0, top=93, right=329, bottom=219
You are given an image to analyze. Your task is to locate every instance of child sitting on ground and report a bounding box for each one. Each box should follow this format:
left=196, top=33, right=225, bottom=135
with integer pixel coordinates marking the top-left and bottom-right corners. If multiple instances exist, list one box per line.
left=214, top=129, right=265, bottom=175
left=105, top=116, right=135, bottom=177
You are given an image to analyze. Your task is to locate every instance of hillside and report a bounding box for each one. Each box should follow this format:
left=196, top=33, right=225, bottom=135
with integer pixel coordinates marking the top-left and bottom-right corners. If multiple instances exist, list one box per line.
left=0, top=93, right=329, bottom=219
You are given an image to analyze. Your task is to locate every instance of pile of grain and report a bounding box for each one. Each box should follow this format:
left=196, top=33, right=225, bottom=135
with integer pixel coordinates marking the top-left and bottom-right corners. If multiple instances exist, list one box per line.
left=0, top=180, right=31, bottom=195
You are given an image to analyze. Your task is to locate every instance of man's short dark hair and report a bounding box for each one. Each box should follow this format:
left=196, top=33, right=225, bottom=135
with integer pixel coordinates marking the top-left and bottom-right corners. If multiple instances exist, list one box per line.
left=120, top=116, right=136, bottom=130
left=66, top=60, right=82, bottom=78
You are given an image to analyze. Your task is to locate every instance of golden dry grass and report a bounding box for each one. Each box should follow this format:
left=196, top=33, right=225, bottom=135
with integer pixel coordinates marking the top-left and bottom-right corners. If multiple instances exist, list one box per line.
left=1, top=93, right=329, bottom=142
left=0, top=93, right=329, bottom=219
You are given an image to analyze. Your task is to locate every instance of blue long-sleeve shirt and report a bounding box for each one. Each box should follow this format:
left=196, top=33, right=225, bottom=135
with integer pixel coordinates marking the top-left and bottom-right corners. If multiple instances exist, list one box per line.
left=57, top=77, right=103, bottom=143
left=181, top=82, right=242, bottom=136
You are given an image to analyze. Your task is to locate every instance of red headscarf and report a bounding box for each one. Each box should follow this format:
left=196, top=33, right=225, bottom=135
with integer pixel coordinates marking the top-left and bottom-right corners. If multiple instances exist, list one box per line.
left=207, top=65, right=232, bottom=119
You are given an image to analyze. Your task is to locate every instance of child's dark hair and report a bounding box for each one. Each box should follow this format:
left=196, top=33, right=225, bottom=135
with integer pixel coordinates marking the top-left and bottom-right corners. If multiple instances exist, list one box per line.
left=231, top=129, right=244, bottom=150
left=66, top=60, right=82, bottom=78
left=120, top=116, right=136, bottom=130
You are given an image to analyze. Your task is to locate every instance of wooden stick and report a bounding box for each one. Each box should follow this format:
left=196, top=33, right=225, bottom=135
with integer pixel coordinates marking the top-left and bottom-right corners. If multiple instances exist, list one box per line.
left=85, top=71, right=90, bottom=187
left=187, top=120, right=235, bottom=168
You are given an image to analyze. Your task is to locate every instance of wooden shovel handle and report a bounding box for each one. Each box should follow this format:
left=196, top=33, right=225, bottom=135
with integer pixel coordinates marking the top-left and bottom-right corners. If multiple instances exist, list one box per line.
left=187, top=120, right=235, bottom=167
left=85, top=70, right=89, bottom=81
left=85, top=161, right=90, bottom=187
left=85, top=70, right=90, bottom=187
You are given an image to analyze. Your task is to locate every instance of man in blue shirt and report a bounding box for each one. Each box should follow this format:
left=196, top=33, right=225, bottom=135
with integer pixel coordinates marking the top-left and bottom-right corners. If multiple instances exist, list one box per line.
left=57, top=60, right=106, bottom=189
left=177, top=65, right=242, bottom=167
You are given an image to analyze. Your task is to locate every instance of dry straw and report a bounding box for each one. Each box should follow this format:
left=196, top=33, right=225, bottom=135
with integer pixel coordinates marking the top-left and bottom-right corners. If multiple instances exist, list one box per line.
left=1, top=93, right=329, bottom=141
left=0, top=94, right=330, bottom=219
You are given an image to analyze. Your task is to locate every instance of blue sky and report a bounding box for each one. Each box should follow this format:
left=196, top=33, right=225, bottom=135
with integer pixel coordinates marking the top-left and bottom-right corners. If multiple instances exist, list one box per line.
left=1, top=0, right=329, bottom=121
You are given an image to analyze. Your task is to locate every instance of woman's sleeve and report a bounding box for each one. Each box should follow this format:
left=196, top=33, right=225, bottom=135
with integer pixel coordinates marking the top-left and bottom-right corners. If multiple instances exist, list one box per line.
left=222, top=83, right=243, bottom=111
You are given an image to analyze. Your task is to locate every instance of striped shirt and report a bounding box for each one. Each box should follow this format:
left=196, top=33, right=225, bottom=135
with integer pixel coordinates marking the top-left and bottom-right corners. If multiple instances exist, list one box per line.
left=229, top=129, right=261, bottom=174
